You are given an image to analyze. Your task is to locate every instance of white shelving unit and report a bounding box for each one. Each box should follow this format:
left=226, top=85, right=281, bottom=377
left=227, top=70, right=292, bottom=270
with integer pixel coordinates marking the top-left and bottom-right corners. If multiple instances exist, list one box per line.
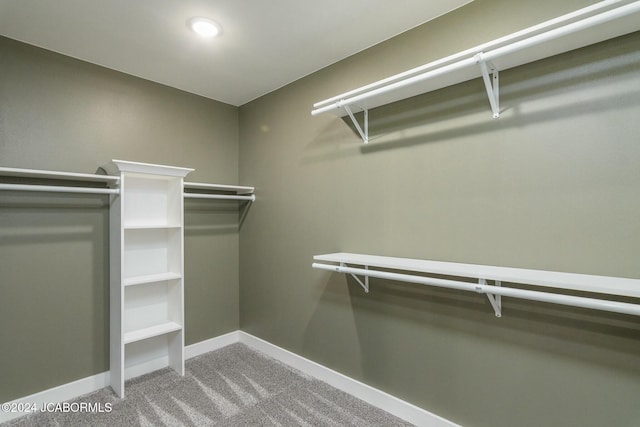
left=103, top=160, right=193, bottom=398
left=313, top=253, right=640, bottom=317
left=311, top=0, right=640, bottom=143
left=1, top=163, right=256, bottom=399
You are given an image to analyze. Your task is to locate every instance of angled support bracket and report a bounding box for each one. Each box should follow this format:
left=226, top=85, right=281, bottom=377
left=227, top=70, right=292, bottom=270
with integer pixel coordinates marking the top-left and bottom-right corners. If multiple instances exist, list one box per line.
left=475, top=53, right=500, bottom=119
left=477, top=278, right=502, bottom=317
left=342, top=104, right=369, bottom=144
left=342, top=262, right=369, bottom=292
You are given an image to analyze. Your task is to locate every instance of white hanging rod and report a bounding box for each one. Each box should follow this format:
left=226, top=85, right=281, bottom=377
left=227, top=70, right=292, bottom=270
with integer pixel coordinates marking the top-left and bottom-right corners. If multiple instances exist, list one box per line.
left=0, top=166, right=120, bottom=183
left=184, top=182, right=254, bottom=194
left=184, top=193, right=255, bottom=202
left=313, top=263, right=640, bottom=318
left=311, top=0, right=640, bottom=143
left=313, top=0, right=631, bottom=110
left=0, top=183, right=119, bottom=195
left=480, top=0, right=640, bottom=63
left=312, top=253, right=640, bottom=317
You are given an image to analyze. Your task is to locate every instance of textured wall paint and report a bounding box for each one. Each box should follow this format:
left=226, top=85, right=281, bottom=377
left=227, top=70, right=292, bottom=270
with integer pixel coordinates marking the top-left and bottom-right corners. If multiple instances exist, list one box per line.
left=0, top=36, right=240, bottom=401
left=238, top=0, right=640, bottom=426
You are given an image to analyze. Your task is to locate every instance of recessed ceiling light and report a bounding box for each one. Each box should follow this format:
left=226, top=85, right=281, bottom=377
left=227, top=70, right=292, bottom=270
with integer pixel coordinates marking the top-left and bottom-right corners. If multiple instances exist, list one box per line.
left=189, top=17, right=221, bottom=38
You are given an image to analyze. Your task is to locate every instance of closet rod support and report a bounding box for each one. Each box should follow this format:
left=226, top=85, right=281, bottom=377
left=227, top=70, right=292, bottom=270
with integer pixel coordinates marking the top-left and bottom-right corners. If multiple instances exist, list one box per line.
left=342, top=104, right=369, bottom=144
left=342, top=262, right=369, bottom=292
left=476, top=53, right=500, bottom=118
left=477, top=278, right=502, bottom=317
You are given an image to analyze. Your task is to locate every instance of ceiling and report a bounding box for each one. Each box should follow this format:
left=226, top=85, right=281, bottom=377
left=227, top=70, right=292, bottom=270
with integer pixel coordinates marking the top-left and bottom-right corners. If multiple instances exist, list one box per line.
left=0, top=0, right=471, bottom=106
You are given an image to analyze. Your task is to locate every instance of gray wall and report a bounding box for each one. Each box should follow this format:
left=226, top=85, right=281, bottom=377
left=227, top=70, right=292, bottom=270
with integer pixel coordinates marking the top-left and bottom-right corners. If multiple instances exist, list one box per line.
left=238, top=0, right=640, bottom=426
left=2, top=0, right=640, bottom=425
left=0, top=36, right=240, bottom=401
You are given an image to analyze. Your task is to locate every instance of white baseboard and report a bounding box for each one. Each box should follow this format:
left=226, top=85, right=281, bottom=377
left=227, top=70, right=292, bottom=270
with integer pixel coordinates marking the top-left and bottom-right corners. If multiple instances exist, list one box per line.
left=0, top=372, right=110, bottom=423
left=184, top=330, right=240, bottom=359
left=238, top=331, right=458, bottom=427
left=2, top=330, right=457, bottom=427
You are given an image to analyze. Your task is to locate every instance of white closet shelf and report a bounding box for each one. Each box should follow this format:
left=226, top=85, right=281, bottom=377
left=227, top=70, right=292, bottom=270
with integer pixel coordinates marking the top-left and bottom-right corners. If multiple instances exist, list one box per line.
left=123, top=322, right=182, bottom=344
left=184, top=181, right=256, bottom=202
left=313, top=253, right=640, bottom=317
left=311, top=0, right=640, bottom=143
left=123, top=272, right=182, bottom=287
left=123, top=224, right=181, bottom=230
left=184, top=182, right=254, bottom=194
left=0, top=166, right=120, bottom=194
left=0, top=166, right=119, bottom=183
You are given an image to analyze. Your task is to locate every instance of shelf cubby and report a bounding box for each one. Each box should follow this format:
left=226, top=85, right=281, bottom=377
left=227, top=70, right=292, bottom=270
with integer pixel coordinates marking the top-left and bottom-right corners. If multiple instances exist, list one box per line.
left=123, top=228, right=181, bottom=280
left=123, top=280, right=182, bottom=344
left=123, top=174, right=182, bottom=228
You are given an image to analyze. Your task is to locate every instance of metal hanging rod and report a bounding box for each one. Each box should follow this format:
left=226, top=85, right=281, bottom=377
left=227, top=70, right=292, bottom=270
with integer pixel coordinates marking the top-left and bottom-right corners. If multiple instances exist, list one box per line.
left=184, top=193, right=255, bottom=202
left=183, top=181, right=255, bottom=201
left=0, top=183, right=119, bottom=195
left=184, top=181, right=254, bottom=194
left=0, top=167, right=257, bottom=200
left=312, top=253, right=640, bottom=318
left=311, top=0, right=640, bottom=143
left=0, top=166, right=120, bottom=183
left=313, top=0, right=634, bottom=110
left=0, top=166, right=120, bottom=195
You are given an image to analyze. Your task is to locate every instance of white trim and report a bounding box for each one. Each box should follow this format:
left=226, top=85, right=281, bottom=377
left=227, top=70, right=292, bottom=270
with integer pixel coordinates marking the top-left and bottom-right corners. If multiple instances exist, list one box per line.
left=239, top=332, right=459, bottom=427
left=184, top=330, right=241, bottom=359
left=101, top=159, right=193, bottom=177
left=2, top=331, right=458, bottom=427
left=0, top=372, right=109, bottom=423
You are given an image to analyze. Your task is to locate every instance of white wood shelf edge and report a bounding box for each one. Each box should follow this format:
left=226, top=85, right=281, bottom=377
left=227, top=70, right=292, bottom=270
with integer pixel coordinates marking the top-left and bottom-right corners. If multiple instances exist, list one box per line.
left=313, top=253, right=640, bottom=299
left=311, top=0, right=640, bottom=135
left=123, top=272, right=182, bottom=287
left=184, top=181, right=254, bottom=194
left=123, top=322, right=182, bottom=344
left=0, top=166, right=119, bottom=183
left=102, top=160, right=193, bottom=178
left=123, top=224, right=182, bottom=230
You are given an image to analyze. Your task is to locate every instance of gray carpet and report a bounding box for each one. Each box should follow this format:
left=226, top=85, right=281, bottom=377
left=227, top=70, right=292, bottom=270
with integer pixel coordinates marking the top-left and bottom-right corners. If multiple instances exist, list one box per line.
left=5, top=343, right=414, bottom=426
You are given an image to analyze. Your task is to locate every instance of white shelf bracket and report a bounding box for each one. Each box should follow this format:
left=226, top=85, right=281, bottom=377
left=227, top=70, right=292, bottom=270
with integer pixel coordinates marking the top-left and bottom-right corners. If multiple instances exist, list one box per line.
left=477, top=278, right=502, bottom=317
left=475, top=53, right=500, bottom=119
left=342, top=262, right=369, bottom=292
left=342, top=103, right=369, bottom=144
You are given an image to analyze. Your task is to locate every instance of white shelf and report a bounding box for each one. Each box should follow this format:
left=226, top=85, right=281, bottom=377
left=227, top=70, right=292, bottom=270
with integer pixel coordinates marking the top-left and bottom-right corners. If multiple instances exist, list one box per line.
left=314, top=253, right=640, bottom=298
left=184, top=181, right=254, bottom=194
left=313, top=253, right=640, bottom=317
left=124, top=272, right=182, bottom=287
left=183, top=181, right=256, bottom=202
left=0, top=166, right=119, bottom=183
left=123, top=224, right=181, bottom=230
left=123, top=322, right=182, bottom=344
left=0, top=166, right=120, bottom=195
left=311, top=0, right=640, bottom=142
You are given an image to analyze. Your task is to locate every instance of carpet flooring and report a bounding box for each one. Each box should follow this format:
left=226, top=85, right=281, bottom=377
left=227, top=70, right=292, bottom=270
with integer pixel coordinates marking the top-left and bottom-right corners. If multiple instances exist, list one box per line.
left=5, top=343, right=414, bottom=426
